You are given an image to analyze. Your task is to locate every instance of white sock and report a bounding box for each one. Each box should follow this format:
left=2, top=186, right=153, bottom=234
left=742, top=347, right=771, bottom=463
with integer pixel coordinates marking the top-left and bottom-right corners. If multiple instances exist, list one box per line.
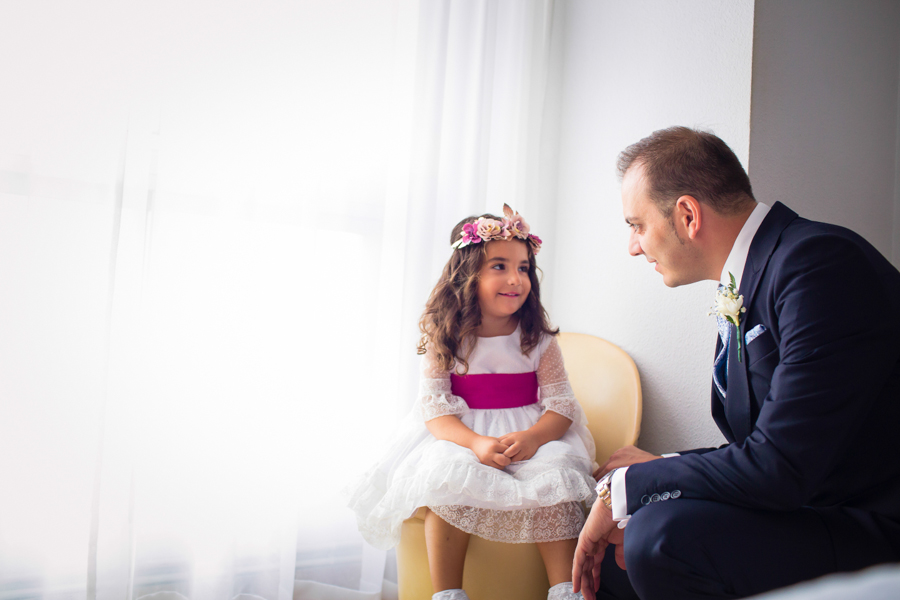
left=432, top=589, right=469, bottom=600
left=548, top=582, right=582, bottom=600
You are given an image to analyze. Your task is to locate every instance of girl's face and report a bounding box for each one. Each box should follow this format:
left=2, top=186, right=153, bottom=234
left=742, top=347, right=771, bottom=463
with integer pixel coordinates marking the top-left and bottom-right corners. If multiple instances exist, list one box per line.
left=476, top=240, right=531, bottom=321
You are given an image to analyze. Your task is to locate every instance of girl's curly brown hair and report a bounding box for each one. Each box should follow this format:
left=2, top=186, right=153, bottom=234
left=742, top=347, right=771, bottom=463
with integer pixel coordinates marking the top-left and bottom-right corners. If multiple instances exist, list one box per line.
left=416, top=213, right=558, bottom=374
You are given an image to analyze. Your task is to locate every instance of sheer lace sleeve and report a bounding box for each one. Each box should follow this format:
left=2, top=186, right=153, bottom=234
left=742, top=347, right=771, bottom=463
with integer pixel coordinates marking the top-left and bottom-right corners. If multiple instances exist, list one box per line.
left=536, top=336, right=577, bottom=420
left=415, top=349, right=469, bottom=421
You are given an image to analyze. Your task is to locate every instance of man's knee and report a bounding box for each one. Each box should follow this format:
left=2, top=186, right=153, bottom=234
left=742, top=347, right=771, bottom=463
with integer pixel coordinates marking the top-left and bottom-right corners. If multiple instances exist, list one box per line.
left=622, top=499, right=701, bottom=577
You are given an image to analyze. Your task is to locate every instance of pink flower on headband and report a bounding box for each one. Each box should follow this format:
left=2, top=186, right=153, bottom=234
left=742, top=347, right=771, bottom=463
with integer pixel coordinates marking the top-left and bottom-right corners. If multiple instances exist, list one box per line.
left=528, top=234, right=542, bottom=255
left=460, top=222, right=482, bottom=246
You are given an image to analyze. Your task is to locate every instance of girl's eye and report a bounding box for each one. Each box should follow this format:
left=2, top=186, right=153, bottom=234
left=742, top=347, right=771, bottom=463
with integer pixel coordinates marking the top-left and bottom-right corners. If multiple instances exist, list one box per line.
left=492, top=264, right=505, bottom=270
left=518, top=266, right=529, bottom=273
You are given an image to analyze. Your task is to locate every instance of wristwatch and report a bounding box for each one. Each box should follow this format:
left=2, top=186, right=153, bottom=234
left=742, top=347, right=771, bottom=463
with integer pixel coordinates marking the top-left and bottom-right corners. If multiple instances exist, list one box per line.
left=596, top=468, right=617, bottom=511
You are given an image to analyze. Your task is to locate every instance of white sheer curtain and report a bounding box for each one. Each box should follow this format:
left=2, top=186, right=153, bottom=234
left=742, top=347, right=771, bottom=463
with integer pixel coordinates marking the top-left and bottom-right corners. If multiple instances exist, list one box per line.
left=0, top=1, right=562, bottom=599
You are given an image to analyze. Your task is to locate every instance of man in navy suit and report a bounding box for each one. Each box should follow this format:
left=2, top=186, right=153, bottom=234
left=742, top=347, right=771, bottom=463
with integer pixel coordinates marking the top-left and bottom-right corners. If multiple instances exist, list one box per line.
left=573, top=127, right=900, bottom=600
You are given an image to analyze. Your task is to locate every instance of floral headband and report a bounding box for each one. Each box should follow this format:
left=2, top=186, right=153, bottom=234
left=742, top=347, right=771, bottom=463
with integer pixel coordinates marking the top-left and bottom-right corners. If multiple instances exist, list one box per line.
left=450, top=204, right=543, bottom=255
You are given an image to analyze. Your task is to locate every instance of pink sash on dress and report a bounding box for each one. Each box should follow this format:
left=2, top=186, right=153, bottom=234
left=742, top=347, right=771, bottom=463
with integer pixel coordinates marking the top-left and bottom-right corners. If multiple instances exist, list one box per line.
left=449, top=372, right=538, bottom=409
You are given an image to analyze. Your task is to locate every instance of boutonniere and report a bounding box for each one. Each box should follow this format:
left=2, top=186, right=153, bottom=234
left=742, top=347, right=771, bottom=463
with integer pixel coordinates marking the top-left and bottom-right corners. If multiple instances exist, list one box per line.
left=710, top=272, right=747, bottom=361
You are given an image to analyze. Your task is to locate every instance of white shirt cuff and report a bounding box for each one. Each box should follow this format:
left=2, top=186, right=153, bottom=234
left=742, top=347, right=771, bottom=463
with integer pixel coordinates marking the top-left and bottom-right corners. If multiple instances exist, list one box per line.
left=611, top=466, right=629, bottom=527
left=608, top=454, right=679, bottom=528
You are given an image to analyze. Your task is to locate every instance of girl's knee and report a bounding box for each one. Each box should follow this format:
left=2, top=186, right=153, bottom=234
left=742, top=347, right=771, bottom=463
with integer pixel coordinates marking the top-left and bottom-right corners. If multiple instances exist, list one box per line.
left=424, top=440, right=474, bottom=462
left=531, top=440, right=577, bottom=461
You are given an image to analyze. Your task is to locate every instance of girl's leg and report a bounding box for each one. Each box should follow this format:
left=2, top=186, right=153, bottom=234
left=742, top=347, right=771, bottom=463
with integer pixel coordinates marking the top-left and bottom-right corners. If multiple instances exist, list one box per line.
left=537, top=538, right=578, bottom=586
left=424, top=508, right=471, bottom=592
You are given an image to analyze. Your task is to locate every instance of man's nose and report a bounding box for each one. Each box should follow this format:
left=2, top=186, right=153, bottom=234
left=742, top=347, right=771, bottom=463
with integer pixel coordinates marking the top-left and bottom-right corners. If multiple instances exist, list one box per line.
left=628, top=230, right=643, bottom=257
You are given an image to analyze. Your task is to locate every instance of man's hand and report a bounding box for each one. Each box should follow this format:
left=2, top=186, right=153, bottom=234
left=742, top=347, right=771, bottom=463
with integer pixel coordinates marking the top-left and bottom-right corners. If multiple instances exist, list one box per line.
left=499, top=430, right=541, bottom=462
left=594, top=445, right=661, bottom=479
left=572, top=503, right=625, bottom=599
left=471, top=435, right=512, bottom=469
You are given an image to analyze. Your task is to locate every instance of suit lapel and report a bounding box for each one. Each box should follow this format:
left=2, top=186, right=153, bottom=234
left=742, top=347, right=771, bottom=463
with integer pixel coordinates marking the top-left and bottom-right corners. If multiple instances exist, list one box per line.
left=724, top=202, right=798, bottom=442
left=740, top=202, right=798, bottom=313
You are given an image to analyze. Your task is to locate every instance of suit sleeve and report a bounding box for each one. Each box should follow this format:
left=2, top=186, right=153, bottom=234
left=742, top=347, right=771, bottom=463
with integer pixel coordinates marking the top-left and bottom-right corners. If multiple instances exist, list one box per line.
left=625, top=234, right=899, bottom=514
left=675, top=446, right=727, bottom=456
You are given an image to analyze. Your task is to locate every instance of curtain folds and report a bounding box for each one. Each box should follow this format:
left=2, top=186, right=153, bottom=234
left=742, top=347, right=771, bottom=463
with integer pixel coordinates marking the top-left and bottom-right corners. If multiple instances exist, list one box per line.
left=0, top=1, right=562, bottom=599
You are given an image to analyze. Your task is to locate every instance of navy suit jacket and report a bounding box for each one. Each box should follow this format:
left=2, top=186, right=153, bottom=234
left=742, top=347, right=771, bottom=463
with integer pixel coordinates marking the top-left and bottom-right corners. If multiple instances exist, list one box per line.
left=625, top=202, right=900, bottom=566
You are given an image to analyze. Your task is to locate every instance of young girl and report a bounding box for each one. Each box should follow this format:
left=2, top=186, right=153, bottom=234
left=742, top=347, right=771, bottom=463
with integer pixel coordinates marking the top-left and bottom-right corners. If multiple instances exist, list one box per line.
left=346, top=206, right=597, bottom=600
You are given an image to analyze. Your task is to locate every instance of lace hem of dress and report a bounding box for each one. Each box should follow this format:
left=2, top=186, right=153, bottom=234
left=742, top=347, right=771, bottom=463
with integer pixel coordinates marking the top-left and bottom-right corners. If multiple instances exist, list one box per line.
left=345, top=452, right=596, bottom=549
left=429, top=502, right=585, bottom=543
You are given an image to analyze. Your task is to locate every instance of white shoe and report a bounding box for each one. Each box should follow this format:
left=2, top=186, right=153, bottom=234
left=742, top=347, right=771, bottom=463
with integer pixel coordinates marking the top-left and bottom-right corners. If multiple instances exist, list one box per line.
left=432, top=590, right=469, bottom=600
left=548, top=582, right=583, bottom=600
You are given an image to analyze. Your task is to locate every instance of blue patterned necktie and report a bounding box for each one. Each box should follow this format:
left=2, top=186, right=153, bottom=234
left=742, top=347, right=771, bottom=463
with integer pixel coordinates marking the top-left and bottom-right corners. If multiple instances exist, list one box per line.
left=713, top=284, right=730, bottom=398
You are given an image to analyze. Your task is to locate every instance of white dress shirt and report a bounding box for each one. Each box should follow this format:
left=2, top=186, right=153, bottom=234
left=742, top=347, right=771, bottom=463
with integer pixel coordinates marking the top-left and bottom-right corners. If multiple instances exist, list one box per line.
left=719, top=202, right=770, bottom=289
left=608, top=203, right=771, bottom=525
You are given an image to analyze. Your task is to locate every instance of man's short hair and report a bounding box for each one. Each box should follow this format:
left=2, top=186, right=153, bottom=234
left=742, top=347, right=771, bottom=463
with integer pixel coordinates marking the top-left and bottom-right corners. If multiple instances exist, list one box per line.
left=617, top=126, right=756, bottom=216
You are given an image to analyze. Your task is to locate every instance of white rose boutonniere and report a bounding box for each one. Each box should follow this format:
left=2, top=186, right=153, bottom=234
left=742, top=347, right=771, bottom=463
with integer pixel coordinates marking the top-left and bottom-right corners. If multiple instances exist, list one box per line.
left=710, top=272, right=747, bottom=362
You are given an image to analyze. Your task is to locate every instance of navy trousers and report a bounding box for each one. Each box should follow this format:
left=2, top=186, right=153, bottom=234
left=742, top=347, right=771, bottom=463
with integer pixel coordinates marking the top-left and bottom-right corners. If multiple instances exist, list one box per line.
left=594, top=499, right=899, bottom=600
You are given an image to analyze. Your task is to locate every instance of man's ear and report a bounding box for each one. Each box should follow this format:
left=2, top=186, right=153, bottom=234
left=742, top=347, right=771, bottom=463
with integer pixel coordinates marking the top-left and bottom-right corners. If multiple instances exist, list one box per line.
left=674, top=195, right=702, bottom=240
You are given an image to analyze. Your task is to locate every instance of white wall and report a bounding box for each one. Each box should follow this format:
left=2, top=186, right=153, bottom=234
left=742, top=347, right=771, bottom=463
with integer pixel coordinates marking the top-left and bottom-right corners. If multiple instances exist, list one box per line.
left=551, top=0, right=900, bottom=455
left=749, top=0, right=900, bottom=264
left=550, top=0, right=755, bottom=453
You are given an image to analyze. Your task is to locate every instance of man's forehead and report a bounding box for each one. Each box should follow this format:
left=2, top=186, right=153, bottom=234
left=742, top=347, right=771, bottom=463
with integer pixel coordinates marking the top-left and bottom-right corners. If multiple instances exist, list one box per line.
left=621, top=163, right=648, bottom=193
left=622, top=170, right=649, bottom=219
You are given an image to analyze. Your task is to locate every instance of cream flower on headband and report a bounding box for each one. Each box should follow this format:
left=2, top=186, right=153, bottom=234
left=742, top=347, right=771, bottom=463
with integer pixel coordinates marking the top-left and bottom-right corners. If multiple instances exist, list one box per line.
left=502, top=204, right=530, bottom=239
left=476, top=217, right=504, bottom=240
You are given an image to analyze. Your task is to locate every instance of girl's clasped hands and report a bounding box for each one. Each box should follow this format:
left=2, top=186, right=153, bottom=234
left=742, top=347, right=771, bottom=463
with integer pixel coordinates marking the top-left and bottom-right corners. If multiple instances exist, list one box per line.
left=472, top=428, right=542, bottom=468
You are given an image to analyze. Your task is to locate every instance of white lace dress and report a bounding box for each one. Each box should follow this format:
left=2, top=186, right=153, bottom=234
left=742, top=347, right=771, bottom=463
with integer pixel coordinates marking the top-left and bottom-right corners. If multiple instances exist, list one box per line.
left=345, top=328, right=598, bottom=550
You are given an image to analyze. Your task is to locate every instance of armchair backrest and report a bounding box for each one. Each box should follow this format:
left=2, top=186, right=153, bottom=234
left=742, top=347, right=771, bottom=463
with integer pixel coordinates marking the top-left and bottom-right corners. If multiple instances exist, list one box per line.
left=558, top=332, right=642, bottom=465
